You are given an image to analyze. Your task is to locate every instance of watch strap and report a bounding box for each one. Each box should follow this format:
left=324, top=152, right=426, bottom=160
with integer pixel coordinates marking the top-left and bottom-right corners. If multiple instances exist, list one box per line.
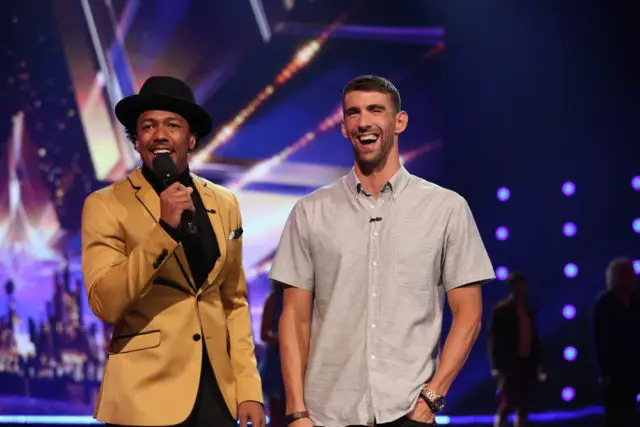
left=285, top=411, right=310, bottom=425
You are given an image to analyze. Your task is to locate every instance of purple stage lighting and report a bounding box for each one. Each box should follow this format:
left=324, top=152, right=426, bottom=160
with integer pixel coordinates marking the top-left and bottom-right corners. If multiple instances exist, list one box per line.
left=497, top=187, right=510, bottom=202
left=633, top=218, right=640, bottom=234
left=563, top=305, right=576, bottom=319
left=634, top=260, right=640, bottom=275
left=632, top=176, right=640, bottom=191
left=561, top=387, right=575, bottom=402
left=562, top=181, right=576, bottom=197
left=563, top=346, right=577, bottom=361
left=564, top=263, right=578, bottom=278
left=495, top=226, right=509, bottom=241
left=563, top=222, right=577, bottom=237
left=496, top=266, right=509, bottom=281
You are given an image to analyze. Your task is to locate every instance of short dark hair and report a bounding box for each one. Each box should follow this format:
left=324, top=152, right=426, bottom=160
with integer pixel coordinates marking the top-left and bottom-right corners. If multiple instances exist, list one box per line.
left=125, top=125, right=137, bottom=144
left=342, top=75, right=402, bottom=113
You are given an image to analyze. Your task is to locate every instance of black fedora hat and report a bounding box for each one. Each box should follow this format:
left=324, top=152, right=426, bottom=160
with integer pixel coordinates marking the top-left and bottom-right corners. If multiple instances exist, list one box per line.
left=115, top=76, right=212, bottom=140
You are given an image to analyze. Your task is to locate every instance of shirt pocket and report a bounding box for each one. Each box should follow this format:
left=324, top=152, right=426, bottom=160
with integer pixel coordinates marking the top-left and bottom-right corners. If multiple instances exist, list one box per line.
left=392, top=225, right=443, bottom=290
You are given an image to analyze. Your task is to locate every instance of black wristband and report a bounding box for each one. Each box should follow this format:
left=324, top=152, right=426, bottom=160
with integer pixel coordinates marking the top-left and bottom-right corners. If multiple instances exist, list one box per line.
left=159, top=219, right=182, bottom=242
left=285, top=411, right=309, bottom=425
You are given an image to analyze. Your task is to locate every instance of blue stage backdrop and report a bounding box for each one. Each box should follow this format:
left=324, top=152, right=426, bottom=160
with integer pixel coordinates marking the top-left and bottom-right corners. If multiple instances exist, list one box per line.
left=0, top=0, right=445, bottom=419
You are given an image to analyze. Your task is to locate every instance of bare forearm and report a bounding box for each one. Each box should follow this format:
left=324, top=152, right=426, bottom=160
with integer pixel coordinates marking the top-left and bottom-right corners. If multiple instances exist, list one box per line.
left=280, top=311, right=310, bottom=413
left=428, top=313, right=481, bottom=395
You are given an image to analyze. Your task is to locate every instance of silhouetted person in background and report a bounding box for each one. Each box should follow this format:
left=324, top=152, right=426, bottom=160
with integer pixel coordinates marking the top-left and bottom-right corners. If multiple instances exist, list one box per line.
left=489, top=271, right=545, bottom=427
left=258, top=281, right=285, bottom=427
left=593, top=257, right=640, bottom=427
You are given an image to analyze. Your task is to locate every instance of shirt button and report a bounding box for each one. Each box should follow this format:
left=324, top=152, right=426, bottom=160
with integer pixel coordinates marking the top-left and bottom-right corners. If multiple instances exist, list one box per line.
left=373, top=232, right=378, bottom=237
left=372, top=261, right=378, bottom=267
left=193, top=333, right=201, bottom=341
left=372, top=292, right=377, bottom=297
left=370, top=323, right=376, bottom=328
left=369, top=204, right=374, bottom=209
left=370, top=354, right=376, bottom=360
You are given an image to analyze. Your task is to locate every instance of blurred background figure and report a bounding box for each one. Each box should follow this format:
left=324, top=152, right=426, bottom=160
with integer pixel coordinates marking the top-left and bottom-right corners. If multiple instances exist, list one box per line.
left=259, top=281, right=285, bottom=427
left=592, top=257, right=640, bottom=427
left=489, top=272, right=546, bottom=427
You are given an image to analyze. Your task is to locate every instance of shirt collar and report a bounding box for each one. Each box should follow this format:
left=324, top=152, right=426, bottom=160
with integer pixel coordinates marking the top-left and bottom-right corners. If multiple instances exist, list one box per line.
left=141, top=163, right=193, bottom=195
left=346, top=166, right=411, bottom=198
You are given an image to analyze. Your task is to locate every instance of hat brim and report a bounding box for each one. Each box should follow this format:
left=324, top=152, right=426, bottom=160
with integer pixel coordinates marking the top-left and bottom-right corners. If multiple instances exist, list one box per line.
left=115, top=93, right=213, bottom=141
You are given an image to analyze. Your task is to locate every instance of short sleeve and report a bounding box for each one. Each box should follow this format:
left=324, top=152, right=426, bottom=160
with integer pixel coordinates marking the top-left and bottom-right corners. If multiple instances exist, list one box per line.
left=268, top=200, right=314, bottom=292
left=442, top=195, right=495, bottom=291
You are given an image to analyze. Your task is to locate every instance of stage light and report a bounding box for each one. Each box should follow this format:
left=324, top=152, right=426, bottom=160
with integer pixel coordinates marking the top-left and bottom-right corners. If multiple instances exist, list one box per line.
left=563, top=222, right=577, bottom=237
left=562, top=305, right=576, bottom=319
left=564, top=263, right=578, bottom=278
left=495, top=226, right=509, bottom=241
left=561, top=387, right=575, bottom=402
left=495, top=266, right=509, bottom=281
left=634, top=260, right=640, bottom=275
left=497, top=187, right=510, bottom=202
left=637, top=393, right=640, bottom=403
left=632, top=175, right=640, bottom=191
left=633, top=218, right=640, bottom=234
left=563, top=346, right=577, bottom=361
left=562, top=181, right=575, bottom=197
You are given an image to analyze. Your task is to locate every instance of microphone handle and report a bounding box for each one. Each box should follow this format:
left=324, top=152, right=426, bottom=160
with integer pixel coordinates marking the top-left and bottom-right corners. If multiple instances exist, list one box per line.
left=181, top=209, right=198, bottom=235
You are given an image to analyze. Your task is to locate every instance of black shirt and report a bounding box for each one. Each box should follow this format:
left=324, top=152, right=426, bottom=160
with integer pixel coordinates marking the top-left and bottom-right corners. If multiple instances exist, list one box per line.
left=141, top=165, right=220, bottom=290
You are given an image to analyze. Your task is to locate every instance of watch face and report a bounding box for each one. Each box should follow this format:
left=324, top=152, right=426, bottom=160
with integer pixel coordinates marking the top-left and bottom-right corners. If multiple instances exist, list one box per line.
left=433, top=397, right=446, bottom=411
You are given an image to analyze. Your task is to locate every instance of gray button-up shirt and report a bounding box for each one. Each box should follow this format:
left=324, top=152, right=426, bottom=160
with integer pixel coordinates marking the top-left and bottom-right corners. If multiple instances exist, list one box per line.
left=269, top=167, right=495, bottom=427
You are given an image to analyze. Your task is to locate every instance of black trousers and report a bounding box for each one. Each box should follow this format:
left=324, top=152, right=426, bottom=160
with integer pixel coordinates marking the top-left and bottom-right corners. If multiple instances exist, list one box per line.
left=107, top=341, right=235, bottom=427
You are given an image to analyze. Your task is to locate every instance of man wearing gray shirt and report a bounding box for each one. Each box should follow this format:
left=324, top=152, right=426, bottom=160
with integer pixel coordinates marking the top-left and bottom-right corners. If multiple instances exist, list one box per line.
left=269, top=75, right=495, bottom=427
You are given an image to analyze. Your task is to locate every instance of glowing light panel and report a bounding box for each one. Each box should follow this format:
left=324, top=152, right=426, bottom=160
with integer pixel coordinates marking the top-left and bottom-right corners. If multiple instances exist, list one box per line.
left=495, top=226, right=509, bottom=241
left=562, top=222, right=577, bottom=237
left=563, top=346, right=577, bottom=361
left=562, top=305, right=576, bottom=319
left=562, top=181, right=576, bottom=197
left=562, top=387, right=576, bottom=402
left=495, top=266, right=509, bottom=281
left=497, top=187, right=510, bottom=202
left=564, top=263, right=578, bottom=278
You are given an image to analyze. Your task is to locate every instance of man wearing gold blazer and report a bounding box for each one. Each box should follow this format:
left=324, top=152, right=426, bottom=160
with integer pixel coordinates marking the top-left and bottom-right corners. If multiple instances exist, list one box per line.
left=81, top=76, right=264, bottom=427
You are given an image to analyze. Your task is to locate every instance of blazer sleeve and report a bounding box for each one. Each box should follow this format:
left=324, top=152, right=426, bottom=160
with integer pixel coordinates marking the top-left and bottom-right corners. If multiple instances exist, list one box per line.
left=220, top=193, right=263, bottom=405
left=81, top=192, right=179, bottom=324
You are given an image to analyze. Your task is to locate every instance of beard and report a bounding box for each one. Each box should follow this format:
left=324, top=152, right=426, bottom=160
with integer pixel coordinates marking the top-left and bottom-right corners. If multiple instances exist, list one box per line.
left=352, top=132, right=394, bottom=175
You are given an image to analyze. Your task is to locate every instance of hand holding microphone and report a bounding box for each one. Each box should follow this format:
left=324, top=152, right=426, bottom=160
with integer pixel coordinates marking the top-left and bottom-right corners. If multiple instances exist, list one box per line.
left=159, top=182, right=195, bottom=229
left=153, top=153, right=197, bottom=234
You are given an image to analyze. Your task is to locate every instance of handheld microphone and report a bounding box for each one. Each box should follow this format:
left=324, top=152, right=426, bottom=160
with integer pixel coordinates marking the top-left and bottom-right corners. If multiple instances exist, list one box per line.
left=152, top=154, right=197, bottom=235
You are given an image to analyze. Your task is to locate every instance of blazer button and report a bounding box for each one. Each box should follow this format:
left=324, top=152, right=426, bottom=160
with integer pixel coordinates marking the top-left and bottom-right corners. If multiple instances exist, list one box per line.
left=193, top=333, right=201, bottom=341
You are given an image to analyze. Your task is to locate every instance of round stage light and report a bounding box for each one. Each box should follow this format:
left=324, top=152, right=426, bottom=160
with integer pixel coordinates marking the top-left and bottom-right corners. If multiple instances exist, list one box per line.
left=563, top=346, right=577, bottom=361
left=631, top=175, right=640, bottom=191
left=496, top=266, right=509, bottom=281
left=633, top=218, right=640, bottom=234
left=634, top=260, right=640, bottom=275
left=495, top=226, right=509, bottom=241
left=561, top=387, right=575, bottom=402
left=562, top=181, right=576, bottom=197
left=562, top=305, right=576, bottom=320
left=564, top=263, right=578, bottom=278
left=497, top=187, right=510, bottom=202
left=563, top=222, right=577, bottom=237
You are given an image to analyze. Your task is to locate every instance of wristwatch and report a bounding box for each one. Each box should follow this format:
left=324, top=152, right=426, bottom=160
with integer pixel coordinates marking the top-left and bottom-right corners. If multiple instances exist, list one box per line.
left=285, top=411, right=310, bottom=425
left=420, top=388, right=446, bottom=413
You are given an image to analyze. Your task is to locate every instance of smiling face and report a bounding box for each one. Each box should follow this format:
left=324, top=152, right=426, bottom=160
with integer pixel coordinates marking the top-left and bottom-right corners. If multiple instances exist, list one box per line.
left=341, top=90, right=407, bottom=173
left=135, top=110, right=196, bottom=173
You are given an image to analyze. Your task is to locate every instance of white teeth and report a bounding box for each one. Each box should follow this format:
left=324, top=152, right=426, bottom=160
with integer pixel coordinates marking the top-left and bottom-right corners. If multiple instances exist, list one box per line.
left=359, top=135, right=378, bottom=142
left=153, top=149, right=172, bottom=154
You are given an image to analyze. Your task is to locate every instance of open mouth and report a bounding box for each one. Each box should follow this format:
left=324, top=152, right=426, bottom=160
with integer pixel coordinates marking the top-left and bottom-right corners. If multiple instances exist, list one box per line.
left=151, top=147, right=174, bottom=156
left=357, top=134, right=379, bottom=145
